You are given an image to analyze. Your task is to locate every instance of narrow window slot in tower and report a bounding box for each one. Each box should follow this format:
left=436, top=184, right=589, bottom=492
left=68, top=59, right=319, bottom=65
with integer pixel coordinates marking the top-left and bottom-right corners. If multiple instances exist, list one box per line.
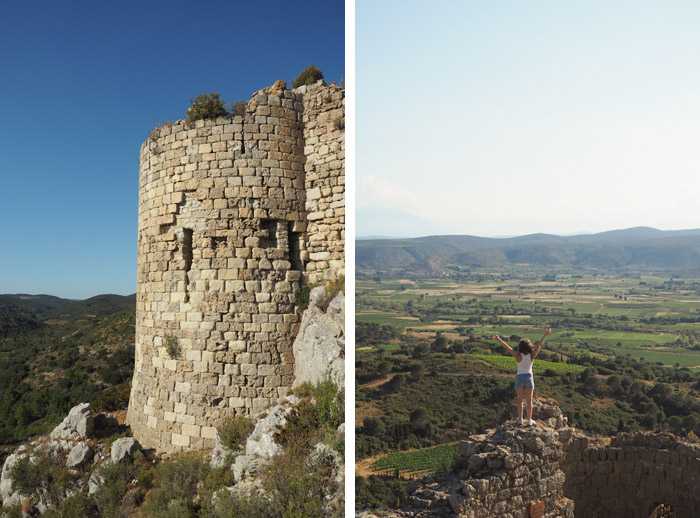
left=183, top=229, right=193, bottom=302
left=288, top=222, right=303, bottom=271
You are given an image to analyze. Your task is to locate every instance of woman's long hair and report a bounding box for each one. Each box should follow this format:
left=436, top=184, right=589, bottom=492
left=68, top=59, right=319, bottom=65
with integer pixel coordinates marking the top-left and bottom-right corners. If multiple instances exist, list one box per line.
left=518, top=338, right=534, bottom=355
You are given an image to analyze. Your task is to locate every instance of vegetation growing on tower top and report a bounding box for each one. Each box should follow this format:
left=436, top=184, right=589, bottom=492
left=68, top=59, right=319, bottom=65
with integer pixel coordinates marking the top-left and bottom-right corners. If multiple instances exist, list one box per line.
left=187, top=92, right=229, bottom=121
left=292, top=65, right=324, bottom=88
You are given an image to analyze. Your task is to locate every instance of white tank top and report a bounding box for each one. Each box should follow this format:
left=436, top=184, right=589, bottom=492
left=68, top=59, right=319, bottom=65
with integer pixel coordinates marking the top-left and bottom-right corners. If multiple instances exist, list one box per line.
left=517, top=353, right=533, bottom=375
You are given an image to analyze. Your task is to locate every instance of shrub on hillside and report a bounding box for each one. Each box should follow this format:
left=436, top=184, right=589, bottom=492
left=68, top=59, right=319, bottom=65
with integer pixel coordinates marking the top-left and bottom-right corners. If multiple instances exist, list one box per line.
left=42, top=492, right=99, bottom=518
left=186, top=92, right=229, bottom=121
left=10, top=456, right=42, bottom=495
left=140, top=455, right=207, bottom=518
left=217, top=414, right=254, bottom=451
left=292, top=65, right=323, bottom=88
left=262, top=447, right=336, bottom=518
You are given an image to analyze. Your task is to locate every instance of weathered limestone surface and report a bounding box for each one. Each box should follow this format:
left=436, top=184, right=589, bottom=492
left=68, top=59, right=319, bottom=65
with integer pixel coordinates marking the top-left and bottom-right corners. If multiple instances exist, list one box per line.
left=293, top=286, right=344, bottom=387
left=126, top=80, right=345, bottom=453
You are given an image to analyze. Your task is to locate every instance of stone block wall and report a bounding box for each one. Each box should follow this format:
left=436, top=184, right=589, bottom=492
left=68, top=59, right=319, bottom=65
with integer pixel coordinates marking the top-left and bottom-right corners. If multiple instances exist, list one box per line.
left=126, top=80, right=344, bottom=453
left=299, top=82, right=345, bottom=282
left=563, top=432, right=700, bottom=518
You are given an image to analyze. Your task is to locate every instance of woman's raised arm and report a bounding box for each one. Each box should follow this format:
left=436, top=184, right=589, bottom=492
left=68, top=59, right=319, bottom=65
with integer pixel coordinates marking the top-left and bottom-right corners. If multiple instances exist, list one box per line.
left=532, top=328, right=551, bottom=360
left=493, top=335, right=520, bottom=359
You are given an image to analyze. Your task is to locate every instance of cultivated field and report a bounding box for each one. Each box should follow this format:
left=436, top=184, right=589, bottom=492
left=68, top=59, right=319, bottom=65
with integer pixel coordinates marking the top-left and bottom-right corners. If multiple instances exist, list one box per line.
left=357, top=271, right=700, bottom=370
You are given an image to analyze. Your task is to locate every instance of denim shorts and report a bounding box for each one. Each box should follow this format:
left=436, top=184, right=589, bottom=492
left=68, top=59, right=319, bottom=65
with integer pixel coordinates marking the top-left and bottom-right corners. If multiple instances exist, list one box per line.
left=515, top=373, right=534, bottom=389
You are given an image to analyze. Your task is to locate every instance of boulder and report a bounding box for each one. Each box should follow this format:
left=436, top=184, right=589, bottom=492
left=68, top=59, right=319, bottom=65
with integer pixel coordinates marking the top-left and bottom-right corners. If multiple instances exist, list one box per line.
left=50, top=402, right=94, bottom=440
left=292, top=289, right=345, bottom=387
left=66, top=443, right=94, bottom=468
left=88, top=470, right=105, bottom=494
left=111, top=437, right=140, bottom=463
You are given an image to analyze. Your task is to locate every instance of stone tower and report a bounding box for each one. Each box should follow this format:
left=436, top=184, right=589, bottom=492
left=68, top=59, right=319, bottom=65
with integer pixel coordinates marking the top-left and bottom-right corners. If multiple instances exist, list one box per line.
left=126, top=80, right=344, bottom=452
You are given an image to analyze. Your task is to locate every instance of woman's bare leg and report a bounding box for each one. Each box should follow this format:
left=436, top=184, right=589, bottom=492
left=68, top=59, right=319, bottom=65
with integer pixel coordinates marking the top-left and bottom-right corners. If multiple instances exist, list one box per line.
left=516, top=387, right=525, bottom=421
left=524, top=388, right=534, bottom=421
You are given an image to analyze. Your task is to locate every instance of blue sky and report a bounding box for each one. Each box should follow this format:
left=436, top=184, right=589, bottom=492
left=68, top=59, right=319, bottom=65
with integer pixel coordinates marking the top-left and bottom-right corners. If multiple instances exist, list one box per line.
left=357, top=1, right=700, bottom=238
left=0, top=0, right=344, bottom=299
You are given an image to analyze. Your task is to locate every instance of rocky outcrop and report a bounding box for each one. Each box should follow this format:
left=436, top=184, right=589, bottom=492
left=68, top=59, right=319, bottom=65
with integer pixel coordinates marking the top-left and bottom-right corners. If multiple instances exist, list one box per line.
left=293, top=287, right=345, bottom=387
left=209, top=392, right=345, bottom=515
left=0, top=403, right=124, bottom=510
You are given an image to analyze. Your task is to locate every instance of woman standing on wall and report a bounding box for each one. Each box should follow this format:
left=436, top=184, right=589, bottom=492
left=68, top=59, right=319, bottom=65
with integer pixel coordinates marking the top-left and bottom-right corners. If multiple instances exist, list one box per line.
left=492, top=328, right=551, bottom=426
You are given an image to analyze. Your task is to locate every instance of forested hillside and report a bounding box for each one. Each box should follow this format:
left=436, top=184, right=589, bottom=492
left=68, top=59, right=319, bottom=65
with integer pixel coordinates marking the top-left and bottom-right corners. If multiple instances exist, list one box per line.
left=357, top=227, right=700, bottom=275
left=0, top=294, right=135, bottom=447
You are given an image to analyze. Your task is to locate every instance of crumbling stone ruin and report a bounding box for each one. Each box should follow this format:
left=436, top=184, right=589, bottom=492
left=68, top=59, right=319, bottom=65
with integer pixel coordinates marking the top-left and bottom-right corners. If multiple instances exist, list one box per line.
left=360, top=399, right=700, bottom=518
left=126, top=79, right=344, bottom=453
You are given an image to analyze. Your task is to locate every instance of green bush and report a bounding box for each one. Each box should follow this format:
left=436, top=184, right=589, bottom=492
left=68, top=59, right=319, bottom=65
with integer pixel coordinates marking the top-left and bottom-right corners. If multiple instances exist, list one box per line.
left=313, top=377, right=344, bottom=432
left=91, top=381, right=131, bottom=413
left=0, top=504, right=23, bottom=518
left=275, top=400, right=318, bottom=449
left=217, top=414, right=254, bottom=451
left=186, top=92, right=229, bottom=121
left=9, top=456, right=41, bottom=495
left=93, top=460, right=140, bottom=518
left=283, top=378, right=344, bottom=452
left=140, top=455, right=207, bottom=518
left=9, top=452, right=78, bottom=508
left=295, top=284, right=312, bottom=310
left=262, top=447, right=335, bottom=518
left=54, top=492, right=99, bottom=518
left=164, top=334, right=180, bottom=359
left=206, top=489, right=268, bottom=518
left=230, top=100, right=246, bottom=117
left=292, top=65, right=324, bottom=88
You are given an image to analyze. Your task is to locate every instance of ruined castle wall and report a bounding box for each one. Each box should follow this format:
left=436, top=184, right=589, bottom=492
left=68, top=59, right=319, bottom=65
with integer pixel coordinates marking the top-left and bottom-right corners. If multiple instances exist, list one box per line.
left=562, top=433, right=700, bottom=518
left=126, top=84, right=308, bottom=452
left=299, top=83, right=345, bottom=282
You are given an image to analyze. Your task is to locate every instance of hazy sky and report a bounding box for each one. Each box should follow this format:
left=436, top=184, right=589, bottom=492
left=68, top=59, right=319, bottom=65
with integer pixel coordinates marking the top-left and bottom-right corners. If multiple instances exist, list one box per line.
left=357, top=1, right=700, bottom=238
left=0, top=0, right=344, bottom=299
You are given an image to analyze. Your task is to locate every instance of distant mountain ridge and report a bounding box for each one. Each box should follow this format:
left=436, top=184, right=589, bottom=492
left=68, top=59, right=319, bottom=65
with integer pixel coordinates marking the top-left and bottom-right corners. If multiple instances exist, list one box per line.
left=356, top=227, right=700, bottom=273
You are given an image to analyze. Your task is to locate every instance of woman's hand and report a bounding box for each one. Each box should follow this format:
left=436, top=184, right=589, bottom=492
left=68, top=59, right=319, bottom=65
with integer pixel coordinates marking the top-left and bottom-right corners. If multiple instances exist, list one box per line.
left=544, top=328, right=551, bottom=337
left=492, top=335, right=499, bottom=341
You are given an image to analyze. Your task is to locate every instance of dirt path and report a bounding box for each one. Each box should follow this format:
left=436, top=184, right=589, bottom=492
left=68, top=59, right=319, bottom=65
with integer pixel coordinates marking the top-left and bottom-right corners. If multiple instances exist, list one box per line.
left=360, top=374, right=395, bottom=389
left=355, top=454, right=385, bottom=477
